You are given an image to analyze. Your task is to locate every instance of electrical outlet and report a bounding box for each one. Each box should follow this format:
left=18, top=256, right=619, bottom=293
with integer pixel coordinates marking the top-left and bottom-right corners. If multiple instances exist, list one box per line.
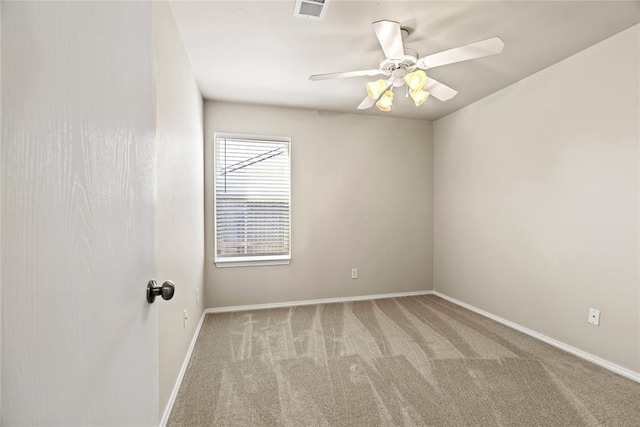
left=183, top=309, right=188, bottom=328
left=588, top=308, right=600, bottom=326
left=351, top=268, right=358, bottom=279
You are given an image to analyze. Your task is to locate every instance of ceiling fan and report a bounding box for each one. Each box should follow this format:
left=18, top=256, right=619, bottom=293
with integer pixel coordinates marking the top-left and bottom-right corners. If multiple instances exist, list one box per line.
left=309, top=20, right=505, bottom=112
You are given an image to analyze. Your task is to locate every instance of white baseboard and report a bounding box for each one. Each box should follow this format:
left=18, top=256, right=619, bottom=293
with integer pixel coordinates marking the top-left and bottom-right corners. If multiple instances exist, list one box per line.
left=432, top=291, right=640, bottom=384
left=205, top=290, right=434, bottom=314
left=159, top=309, right=207, bottom=427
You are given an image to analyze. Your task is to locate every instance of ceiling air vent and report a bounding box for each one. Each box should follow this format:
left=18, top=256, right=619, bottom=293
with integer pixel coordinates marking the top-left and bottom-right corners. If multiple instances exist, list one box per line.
left=293, top=0, right=330, bottom=21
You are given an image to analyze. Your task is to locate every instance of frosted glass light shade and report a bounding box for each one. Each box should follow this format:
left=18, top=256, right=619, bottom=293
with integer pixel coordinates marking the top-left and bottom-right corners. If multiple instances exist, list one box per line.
left=366, top=80, right=387, bottom=99
left=410, top=89, right=430, bottom=106
left=404, top=70, right=427, bottom=91
left=375, top=90, right=393, bottom=111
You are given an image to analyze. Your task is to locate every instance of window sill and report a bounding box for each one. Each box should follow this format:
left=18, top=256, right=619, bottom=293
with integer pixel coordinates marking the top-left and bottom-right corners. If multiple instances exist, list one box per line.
left=215, top=256, right=291, bottom=268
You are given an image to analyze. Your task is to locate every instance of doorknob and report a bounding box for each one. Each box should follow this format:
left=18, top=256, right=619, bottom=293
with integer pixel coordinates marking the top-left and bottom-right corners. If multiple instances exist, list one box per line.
left=147, top=280, right=175, bottom=303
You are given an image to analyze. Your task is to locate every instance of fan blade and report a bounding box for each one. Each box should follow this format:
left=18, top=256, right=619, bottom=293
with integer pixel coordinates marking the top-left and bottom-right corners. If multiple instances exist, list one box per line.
left=425, top=77, right=458, bottom=101
left=372, top=20, right=405, bottom=61
left=309, top=69, right=382, bottom=81
left=417, top=37, right=505, bottom=70
left=357, top=96, right=377, bottom=110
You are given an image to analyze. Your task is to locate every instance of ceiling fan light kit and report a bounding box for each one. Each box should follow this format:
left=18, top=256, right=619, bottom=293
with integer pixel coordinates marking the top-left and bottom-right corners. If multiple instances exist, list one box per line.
left=309, top=20, right=505, bottom=113
left=375, top=90, right=394, bottom=112
left=366, top=79, right=387, bottom=100
left=410, top=89, right=430, bottom=107
left=404, top=70, right=427, bottom=91
left=364, top=69, right=430, bottom=111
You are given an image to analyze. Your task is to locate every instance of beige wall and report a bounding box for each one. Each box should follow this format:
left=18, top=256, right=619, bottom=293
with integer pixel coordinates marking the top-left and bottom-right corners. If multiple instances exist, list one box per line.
left=204, top=102, right=433, bottom=308
left=434, top=25, right=639, bottom=372
left=152, top=2, right=205, bottom=418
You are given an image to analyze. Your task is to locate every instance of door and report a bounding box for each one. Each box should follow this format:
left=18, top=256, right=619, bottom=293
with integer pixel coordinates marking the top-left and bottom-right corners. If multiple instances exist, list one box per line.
left=2, top=2, right=159, bottom=425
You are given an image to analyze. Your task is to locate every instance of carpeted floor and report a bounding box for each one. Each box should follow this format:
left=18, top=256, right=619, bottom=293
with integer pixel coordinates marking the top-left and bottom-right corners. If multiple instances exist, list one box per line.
left=167, top=295, right=640, bottom=426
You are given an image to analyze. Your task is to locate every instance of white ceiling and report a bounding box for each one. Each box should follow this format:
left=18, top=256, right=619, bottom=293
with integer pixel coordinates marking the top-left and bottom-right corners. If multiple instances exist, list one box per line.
left=170, top=1, right=640, bottom=121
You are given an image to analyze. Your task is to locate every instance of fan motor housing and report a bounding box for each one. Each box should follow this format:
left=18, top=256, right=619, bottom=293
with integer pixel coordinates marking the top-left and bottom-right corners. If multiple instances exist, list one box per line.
left=379, top=48, right=419, bottom=75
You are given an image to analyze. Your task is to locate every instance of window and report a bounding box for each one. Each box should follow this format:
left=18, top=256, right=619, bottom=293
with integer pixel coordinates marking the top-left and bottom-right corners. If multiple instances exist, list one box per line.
left=214, top=133, right=291, bottom=267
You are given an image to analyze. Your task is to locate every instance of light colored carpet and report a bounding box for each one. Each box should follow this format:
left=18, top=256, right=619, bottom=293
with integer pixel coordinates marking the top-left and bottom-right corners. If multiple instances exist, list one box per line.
left=167, top=295, right=640, bottom=426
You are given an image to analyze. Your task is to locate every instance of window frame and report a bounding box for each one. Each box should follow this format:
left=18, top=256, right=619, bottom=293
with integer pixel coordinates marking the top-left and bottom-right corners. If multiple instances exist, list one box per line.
left=213, top=131, right=292, bottom=268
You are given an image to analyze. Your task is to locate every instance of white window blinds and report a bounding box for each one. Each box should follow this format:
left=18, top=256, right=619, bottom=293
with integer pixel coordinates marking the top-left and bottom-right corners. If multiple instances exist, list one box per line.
left=215, top=134, right=291, bottom=264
